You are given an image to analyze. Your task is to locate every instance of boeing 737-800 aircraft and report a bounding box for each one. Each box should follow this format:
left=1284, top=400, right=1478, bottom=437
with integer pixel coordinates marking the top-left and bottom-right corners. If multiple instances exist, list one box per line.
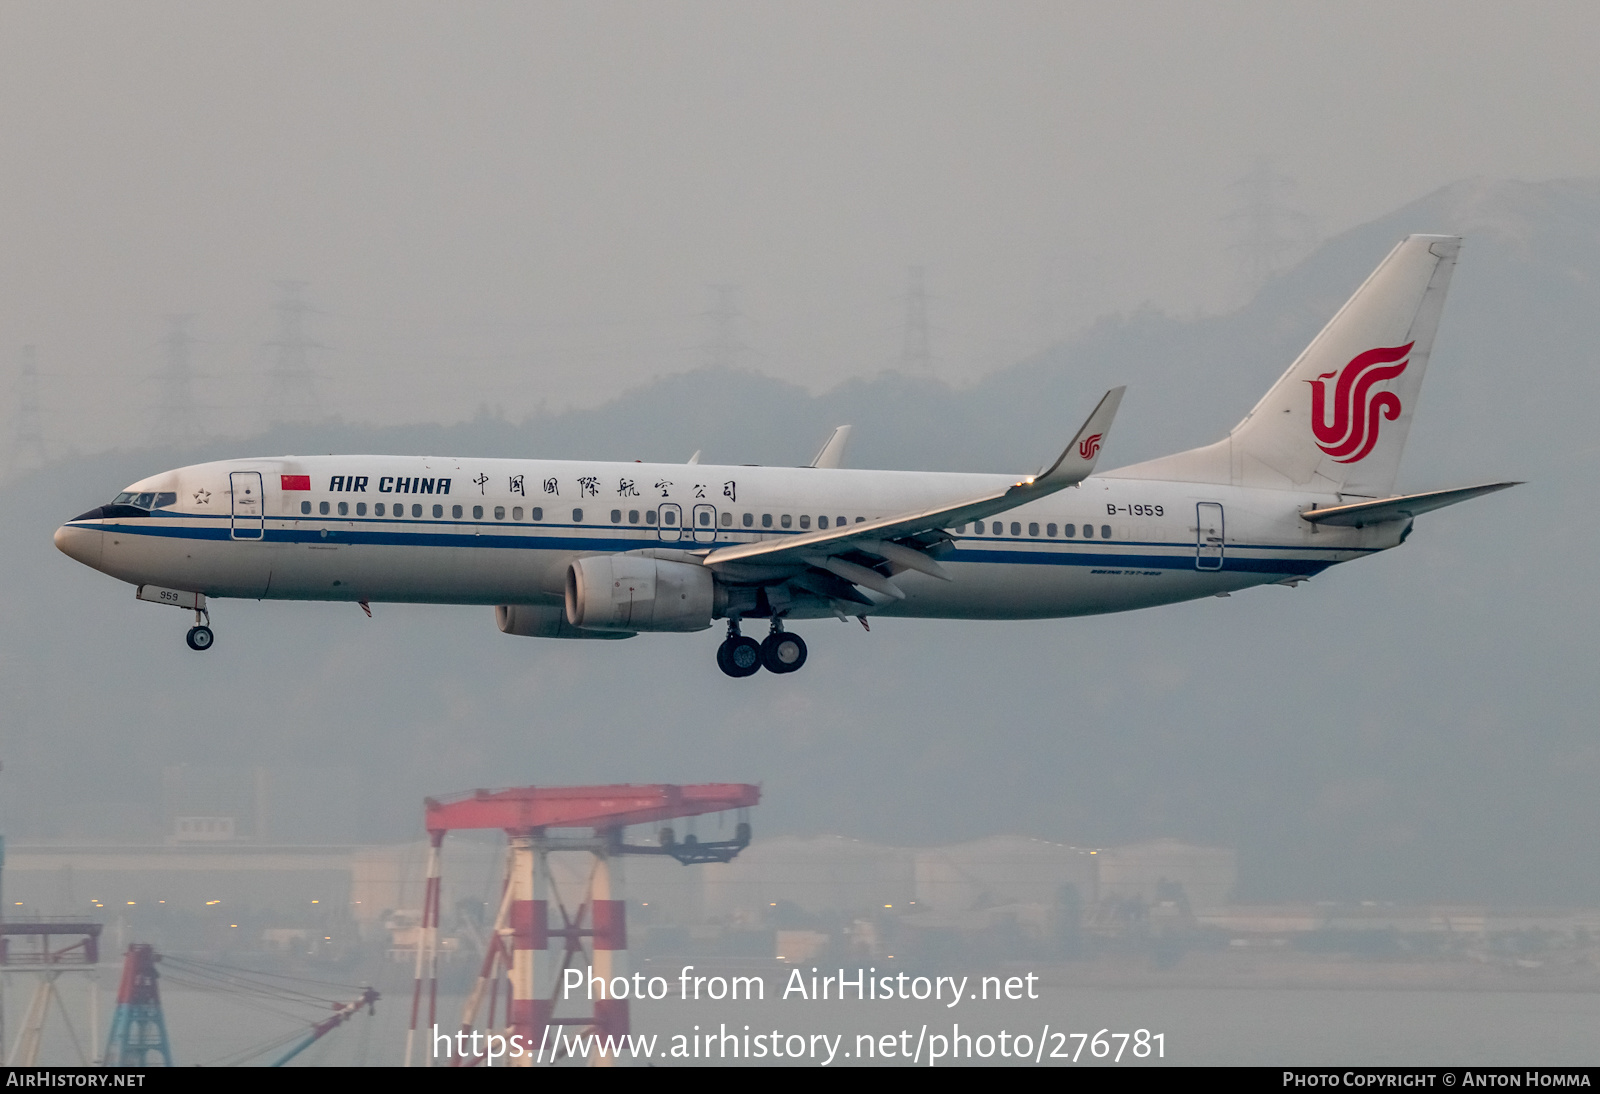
left=55, top=235, right=1516, bottom=677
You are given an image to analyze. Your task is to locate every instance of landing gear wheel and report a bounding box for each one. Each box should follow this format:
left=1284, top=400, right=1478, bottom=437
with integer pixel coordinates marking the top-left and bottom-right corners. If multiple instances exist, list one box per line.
left=761, top=631, right=807, bottom=674
left=186, top=625, right=215, bottom=652
left=718, top=635, right=762, bottom=678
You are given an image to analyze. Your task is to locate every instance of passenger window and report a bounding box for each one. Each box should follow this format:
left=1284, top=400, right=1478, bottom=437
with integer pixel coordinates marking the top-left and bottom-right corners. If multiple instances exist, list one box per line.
left=629, top=510, right=640, bottom=524
left=699, top=511, right=710, bottom=526
left=855, top=517, right=864, bottom=523
left=319, top=501, right=330, bottom=515
left=475, top=505, right=486, bottom=519
left=573, top=508, right=583, bottom=522
left=1028, top=522, right=1039, bottom=537
left=818, top=516, right=829, bottom=529
left=611, top=509, right=622, bottom=523
left=453, top=505, right=464, bottom=518
left=837, top=516, right=846, bottom=527
left=799, top=515, right=810, bottom=530
left=1047, top=523, right=1056, bottom=537
left=720, top=511, right=732, bottom=527
left=532, top=507, right=543, bottom=521
left=375, top=502, right=385, bottom=516
left=356, top=502, right=367, bottom=516
left=1101, top=524, right=1112, bottom=539
left=646, top=510, right=657, bottom=524
left=513, top=506, right=523, bottom=521
left=432, top=504, right=444, bottom=518
left=301, top=501, right=311, bottom=515
left=781, top=514, right=792, bottom=529
left=1010, top=522, right=1021, bottom=536
left=974, top=520, right=984, bottom=534
left=743, top=512, right=754, bottom=527
left=1064, top=523, right=1075, bottom=537
left=664, top=510, right=676, bottom=525
left=495, top=506, right=504, bottom=520
left=412, top=504, right=423, bottom=518
left=338, top=501, right=349, bottom=516
left=761, top=514, right=773, bottom=528
left=1083, top=524, right=1093, bottom=538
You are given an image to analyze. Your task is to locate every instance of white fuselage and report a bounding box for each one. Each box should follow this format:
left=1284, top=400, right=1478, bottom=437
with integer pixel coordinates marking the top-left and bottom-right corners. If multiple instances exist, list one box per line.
left=54, top=454, right=1399, bottom=624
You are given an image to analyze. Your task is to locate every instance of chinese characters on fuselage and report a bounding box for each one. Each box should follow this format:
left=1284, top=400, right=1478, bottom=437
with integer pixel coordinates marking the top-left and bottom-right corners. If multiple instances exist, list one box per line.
left=319, top=473, right=740, bottom=502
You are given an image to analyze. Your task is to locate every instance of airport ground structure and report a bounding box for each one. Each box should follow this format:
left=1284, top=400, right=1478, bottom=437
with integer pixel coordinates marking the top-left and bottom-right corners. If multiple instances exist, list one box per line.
left=6, top=834, right=1600, bottom=992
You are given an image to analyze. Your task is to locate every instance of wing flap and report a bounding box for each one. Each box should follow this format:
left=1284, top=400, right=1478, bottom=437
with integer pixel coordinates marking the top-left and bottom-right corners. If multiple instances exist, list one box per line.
left=804, top=554, right=906, bottom=600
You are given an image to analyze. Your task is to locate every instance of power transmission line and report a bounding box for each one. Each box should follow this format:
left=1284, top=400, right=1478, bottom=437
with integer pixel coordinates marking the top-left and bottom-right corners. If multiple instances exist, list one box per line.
left=151, top=315, right=203, bottom=447
left=1225, top=164, right=1316, bottom=302
left=265, top=281, right=322, bottom=423
left=703, top=283, right=750, bottom=371
left=9, top=344, right=47, bottom=475
left=900, top=265, right=933, bottom=371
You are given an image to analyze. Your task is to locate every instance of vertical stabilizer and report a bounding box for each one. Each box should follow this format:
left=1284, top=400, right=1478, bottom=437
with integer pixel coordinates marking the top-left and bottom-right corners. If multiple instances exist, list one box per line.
left=1110, top=234, right=1460, bottom=496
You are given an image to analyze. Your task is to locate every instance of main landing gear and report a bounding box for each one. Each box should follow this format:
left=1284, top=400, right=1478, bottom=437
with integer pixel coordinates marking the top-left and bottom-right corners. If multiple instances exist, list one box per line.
left=717, top=619, right=807, bottom=678
left=186, top=608, right=214, bottom=652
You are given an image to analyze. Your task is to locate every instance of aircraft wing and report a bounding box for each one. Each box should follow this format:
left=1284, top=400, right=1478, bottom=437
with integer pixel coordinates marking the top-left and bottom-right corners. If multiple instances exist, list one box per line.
left=1300, top=481, right=1520, bottom=527
left=701, top=388, right=1124, bottom=596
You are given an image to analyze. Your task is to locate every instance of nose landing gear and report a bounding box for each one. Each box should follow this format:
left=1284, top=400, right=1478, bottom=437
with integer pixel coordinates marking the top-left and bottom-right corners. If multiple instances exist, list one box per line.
left=717, top=618, right=806, bottom=677
left=185, top=607, right=214, bottom=652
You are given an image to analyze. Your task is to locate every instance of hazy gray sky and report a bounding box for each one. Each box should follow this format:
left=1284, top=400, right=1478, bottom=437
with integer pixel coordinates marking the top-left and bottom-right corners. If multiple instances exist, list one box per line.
left=4, top=1, right=1599, bottom=450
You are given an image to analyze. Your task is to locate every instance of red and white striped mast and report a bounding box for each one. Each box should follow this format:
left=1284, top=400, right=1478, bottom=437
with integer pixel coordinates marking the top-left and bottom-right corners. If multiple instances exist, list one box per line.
left=406, top=783, right=757, bottom=1067
left=403, top=829, right=444, bottom=1068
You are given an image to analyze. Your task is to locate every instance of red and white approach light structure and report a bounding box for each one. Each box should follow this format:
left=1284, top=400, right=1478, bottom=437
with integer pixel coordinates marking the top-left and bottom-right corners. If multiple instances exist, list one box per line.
left=404, top=783, right=759, bottom=1067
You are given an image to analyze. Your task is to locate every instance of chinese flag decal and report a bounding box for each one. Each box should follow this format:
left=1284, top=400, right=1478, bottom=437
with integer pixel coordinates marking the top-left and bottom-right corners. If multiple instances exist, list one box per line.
left=281, top=475, right=311, bottom=491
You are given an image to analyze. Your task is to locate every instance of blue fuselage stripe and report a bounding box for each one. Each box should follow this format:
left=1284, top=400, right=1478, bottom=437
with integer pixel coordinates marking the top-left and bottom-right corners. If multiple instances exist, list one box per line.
left=76, top=518, right=1351, bottom=577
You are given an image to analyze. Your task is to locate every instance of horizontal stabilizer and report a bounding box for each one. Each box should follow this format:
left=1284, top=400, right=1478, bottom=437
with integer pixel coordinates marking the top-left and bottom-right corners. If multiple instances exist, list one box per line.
left=1300, top=481, right=1520, bottom=527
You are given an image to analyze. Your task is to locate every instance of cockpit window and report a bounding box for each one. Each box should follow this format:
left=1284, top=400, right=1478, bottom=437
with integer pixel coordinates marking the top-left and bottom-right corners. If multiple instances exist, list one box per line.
left=112, top=490, right=176, bottom=510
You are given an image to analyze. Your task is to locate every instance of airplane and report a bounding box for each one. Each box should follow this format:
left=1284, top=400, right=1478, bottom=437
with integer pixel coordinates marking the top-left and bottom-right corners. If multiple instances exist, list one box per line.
left=55, top=234, right=1517, bottom=677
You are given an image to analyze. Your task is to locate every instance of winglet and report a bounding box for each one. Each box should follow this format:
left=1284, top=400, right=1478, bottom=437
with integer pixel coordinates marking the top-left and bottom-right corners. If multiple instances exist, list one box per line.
left=809, top=425, right=853, bottom=469
left=1030, top=386, right=1125, bottom=488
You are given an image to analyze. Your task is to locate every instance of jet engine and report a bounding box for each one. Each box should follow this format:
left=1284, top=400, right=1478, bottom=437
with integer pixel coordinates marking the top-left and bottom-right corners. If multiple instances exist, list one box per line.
left=565, top=554, right=715, bottom=632
left=494, top=603, right=635, bottom=640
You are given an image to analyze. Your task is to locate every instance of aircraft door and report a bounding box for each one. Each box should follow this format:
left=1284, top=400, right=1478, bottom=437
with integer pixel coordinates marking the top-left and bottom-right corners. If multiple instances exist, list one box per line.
left=692, top=503, right=717, bottom=543
left=230, top=471, right=265, bottom=540
left=1195, top=502, right=1224, bottom=570
left=656, top=502, right=683, bottom=542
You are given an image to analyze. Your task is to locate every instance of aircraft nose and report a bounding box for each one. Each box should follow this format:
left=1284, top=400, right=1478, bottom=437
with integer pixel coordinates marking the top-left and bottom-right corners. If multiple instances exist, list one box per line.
left=54, top=522, right=104, bottom=569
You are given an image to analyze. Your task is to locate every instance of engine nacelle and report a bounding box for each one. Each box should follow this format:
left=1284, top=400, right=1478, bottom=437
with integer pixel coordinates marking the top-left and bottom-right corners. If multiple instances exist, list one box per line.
left=565, top=554, right=715, bottom=632
left=495, top=603, right=635, bottom=640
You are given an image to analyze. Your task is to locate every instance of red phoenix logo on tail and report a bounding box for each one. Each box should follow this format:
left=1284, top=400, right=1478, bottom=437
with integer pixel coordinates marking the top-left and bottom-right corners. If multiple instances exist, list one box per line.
left=1078, top=433, right=1103, bottom=461
left=1306, top=343, right=1412, bottom=463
